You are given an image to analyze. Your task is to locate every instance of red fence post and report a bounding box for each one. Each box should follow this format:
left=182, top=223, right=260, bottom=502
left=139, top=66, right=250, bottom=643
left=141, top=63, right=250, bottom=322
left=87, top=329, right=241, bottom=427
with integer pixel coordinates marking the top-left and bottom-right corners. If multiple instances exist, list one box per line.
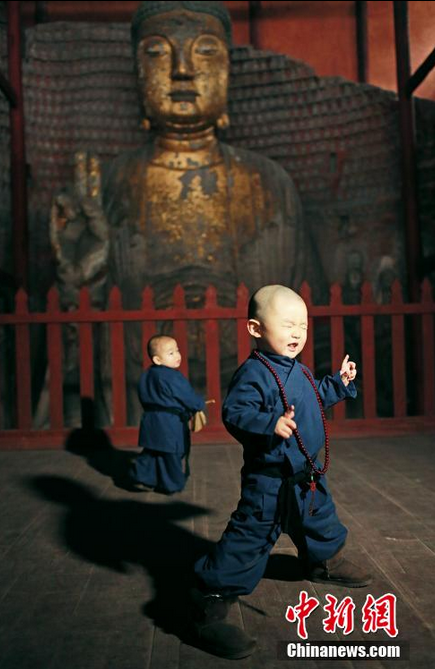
left=421, top=279, right=435, bottom=416
left=47, top=287, right=63, bottom=429
left=109, top=287, right=126, bottom=428
left=78, top=287, right=94, bottom=403
left=236, top=283, right=250, bottom=365
left=15, top=289, right=32, bottom=428
left=391, top=280, right=407, bottom=417
left=173, top=285, right=189, bottom=378
left=361, top=282, right=376, bottom=419
left=330, top=284, right=346, bottom=420
left=300, top=281, right=314, bottom=370
left=204, top=286, right=222, bottom=425
left=141, top=287, right=156, bottom=369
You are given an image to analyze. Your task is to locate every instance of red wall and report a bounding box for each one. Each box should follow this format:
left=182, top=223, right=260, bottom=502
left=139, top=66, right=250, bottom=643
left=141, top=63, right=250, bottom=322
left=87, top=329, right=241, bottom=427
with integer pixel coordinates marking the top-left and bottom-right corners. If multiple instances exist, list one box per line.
left=20, top=0, right=435, bottom=100
left=367, top=0, right=435, bottom=100
left=230, top=1, right=359, bottom=81
left=228, top=1, right=435, bottom=101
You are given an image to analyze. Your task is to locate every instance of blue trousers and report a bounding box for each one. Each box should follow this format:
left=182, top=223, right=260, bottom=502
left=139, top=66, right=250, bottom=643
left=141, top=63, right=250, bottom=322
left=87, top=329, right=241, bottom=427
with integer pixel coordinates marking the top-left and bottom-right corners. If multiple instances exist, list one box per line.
left=130, top=449, right=187, bottom=493
left=194, top=473, right=347, bottom=596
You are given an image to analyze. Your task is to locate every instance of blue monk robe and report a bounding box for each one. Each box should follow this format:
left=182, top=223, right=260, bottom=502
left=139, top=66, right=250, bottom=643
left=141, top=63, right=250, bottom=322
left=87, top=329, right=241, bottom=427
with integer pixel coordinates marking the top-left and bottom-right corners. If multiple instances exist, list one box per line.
left=194, top=350, right=356, bottom=595
left=130, top=365, right=205, bottom=493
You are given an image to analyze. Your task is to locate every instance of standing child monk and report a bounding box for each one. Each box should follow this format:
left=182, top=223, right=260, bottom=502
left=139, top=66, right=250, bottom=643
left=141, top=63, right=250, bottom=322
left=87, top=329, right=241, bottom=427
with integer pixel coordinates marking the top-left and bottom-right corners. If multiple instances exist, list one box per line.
left=191, top=285, right=372, bottom=659
left=129, top=335, right=205, bottom=494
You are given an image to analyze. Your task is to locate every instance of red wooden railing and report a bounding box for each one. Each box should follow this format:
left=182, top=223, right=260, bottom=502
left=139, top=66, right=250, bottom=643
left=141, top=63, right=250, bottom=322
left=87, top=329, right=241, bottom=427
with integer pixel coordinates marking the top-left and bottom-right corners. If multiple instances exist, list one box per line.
left=0, top=280, right=434, bottom=450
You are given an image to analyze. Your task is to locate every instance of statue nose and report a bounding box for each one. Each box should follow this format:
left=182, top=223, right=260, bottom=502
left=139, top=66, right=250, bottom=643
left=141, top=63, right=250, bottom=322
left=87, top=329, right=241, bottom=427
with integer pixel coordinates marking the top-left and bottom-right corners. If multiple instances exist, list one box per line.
left=172, top=50, right=195, bottom=80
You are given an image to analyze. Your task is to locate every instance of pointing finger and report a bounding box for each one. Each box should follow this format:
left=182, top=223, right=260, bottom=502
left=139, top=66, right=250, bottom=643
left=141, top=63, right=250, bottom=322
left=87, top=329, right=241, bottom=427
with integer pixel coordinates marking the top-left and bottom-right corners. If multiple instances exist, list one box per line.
left=74, top=151, right=88, bottom=200
left=88, top=154, right=102, bottom=205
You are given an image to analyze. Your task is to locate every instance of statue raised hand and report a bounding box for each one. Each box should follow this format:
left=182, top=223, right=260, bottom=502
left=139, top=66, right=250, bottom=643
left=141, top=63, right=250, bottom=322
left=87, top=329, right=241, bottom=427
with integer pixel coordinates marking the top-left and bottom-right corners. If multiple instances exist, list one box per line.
left=50, top=151, right=109, bottom=309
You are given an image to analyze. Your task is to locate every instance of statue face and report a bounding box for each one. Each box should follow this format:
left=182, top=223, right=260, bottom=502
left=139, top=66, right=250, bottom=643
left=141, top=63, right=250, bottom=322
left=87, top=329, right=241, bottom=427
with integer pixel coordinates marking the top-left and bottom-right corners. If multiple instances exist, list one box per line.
left=135, top=10, right=229, bottom=133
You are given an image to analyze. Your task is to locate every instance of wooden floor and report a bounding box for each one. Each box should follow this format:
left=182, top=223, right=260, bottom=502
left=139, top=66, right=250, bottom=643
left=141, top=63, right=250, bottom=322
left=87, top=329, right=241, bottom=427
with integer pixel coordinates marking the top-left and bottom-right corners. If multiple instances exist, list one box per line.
left=0, top=434, right=434, bottom=669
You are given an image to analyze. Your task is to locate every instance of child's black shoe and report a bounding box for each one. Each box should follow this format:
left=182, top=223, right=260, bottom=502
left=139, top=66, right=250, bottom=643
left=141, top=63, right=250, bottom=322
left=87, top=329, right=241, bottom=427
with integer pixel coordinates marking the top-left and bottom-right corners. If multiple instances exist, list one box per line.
left=189, top=588, right=256, bottom=659
left=308, top=549, right=372, bottom=588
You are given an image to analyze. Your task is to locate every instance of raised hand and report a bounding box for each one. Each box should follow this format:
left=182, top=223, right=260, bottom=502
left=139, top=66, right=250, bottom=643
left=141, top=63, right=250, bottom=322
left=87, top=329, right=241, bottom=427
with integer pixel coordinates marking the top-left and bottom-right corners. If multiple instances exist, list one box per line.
left=340, top=354, right=357, bottom=386
left=50, top=151, right=109, bottom=308
left=274, top=405, right=297, bottom=439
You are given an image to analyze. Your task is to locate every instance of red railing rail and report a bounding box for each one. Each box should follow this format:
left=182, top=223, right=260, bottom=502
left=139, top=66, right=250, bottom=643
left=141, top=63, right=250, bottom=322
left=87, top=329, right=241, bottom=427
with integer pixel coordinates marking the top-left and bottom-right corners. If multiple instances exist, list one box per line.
left=0, top=280, right=434, bottom=449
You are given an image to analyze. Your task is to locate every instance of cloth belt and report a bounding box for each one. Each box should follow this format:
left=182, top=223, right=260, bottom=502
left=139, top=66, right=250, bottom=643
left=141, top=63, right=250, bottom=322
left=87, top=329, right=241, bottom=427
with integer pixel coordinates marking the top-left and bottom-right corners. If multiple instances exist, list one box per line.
left=141, top=403, right=190, bottom=423
left=248, top=461, right=310, bottom=481
left=247, top=461, right=320, bottom=534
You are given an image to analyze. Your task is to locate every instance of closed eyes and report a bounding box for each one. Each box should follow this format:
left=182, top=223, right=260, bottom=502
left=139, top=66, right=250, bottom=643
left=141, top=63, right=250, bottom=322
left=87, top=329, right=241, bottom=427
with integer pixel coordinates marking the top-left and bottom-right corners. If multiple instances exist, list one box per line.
left=283, top=323, right=308, bottom=330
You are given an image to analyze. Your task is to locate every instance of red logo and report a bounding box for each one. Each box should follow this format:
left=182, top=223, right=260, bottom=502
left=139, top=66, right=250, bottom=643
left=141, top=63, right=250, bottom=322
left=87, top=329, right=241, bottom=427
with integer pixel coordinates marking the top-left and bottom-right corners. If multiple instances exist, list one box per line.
left=285, top=592, right=398, bottom=640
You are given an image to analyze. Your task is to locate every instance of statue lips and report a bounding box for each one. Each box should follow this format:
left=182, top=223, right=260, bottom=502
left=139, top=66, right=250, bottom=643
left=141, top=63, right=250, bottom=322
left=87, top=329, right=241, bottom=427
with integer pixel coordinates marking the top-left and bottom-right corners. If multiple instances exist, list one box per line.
left=170, top=90, right=199, bottom=102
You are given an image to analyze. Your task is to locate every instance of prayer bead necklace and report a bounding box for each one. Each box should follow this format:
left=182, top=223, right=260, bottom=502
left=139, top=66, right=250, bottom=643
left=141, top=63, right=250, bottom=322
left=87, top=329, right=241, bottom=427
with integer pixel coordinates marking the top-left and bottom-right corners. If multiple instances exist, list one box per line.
left=253, top=350, right=330, bottom=481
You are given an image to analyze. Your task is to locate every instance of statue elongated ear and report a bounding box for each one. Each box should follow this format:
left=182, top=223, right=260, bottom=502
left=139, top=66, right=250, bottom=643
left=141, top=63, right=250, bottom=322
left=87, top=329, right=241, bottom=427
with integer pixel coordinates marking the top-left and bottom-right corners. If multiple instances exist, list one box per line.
left=247, top=319, right=262, bottom=339
left=216, top=113, right=230, bottom=130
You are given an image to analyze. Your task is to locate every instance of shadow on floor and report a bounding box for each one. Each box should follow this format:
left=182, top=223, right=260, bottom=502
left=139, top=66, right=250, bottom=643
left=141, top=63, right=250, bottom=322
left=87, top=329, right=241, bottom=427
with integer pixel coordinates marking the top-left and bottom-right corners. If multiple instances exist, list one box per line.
left=65, top=428, right=137, bottom=490
left=28, top=475, right=213, bottom=641
left=263, top=553, right=306, bottom=582
left=63, top=397, right=138, bottom=490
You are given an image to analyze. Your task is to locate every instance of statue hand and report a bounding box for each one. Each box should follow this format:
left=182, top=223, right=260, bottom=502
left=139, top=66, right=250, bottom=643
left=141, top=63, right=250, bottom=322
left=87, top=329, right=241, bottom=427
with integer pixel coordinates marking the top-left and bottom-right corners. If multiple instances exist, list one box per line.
left=50, top=152, right=109, bottom=304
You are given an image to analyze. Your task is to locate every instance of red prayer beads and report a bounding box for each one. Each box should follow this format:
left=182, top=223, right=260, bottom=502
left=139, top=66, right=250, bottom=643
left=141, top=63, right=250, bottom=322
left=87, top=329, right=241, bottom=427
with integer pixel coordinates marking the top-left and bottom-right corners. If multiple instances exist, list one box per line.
left=253, top=350, right=330, bottom=477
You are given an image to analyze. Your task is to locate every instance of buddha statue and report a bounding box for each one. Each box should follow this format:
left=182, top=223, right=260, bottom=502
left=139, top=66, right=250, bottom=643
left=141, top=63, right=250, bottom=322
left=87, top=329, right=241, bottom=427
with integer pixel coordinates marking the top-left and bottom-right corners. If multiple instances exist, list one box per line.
left=49, top=1, right=308, bottom=426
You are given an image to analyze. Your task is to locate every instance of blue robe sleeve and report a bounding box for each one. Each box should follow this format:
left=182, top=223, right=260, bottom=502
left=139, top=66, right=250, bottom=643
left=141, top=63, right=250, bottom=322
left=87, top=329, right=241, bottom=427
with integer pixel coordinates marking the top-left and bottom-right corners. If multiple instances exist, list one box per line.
left=223, top=376, right=277, bottom=439
left=311, top=370, right=357, bottom=409
left=138, top=372, right=150, bottom=408
left=138, top=368, right=205, bottom=413
left=171, top=373, right=206, bottom=413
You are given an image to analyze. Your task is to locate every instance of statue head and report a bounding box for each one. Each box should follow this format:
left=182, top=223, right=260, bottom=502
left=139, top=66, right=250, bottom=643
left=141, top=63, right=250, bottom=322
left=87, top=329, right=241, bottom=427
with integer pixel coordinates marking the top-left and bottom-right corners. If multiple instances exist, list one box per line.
left=131, top=1, right=232, bottom=135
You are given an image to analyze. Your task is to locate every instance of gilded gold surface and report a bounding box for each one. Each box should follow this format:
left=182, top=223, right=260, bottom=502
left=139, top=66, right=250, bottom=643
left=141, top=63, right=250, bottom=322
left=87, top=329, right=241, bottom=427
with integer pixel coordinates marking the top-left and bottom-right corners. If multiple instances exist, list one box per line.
left=88, top=156, right=102, bottom=201
left=74, top=151, right=88, bottom=200
left=131, top=138, right=275, bottom=271
left=145, top=163, right=228, bottom=262
left=136, top=10, right=229, bottom=134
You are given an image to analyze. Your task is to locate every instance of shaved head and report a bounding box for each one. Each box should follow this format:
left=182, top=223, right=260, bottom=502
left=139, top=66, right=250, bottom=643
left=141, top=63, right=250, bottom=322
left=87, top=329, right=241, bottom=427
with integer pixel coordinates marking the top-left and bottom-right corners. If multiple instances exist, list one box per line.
left=147, top=334, right=182, bottom=368
left=248, top=285, right=305, bottom=322
left=147, top=334, right=175, bottom=359
left=247, top=285, right=308, bottom=358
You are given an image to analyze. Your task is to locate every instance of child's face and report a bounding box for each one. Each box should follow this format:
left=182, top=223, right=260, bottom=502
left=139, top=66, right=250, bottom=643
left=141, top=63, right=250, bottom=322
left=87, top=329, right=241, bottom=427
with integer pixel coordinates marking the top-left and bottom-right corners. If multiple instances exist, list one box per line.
left=153, top=338, right=182, bottom=368
left=256, top=295, right=308, bottom=358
